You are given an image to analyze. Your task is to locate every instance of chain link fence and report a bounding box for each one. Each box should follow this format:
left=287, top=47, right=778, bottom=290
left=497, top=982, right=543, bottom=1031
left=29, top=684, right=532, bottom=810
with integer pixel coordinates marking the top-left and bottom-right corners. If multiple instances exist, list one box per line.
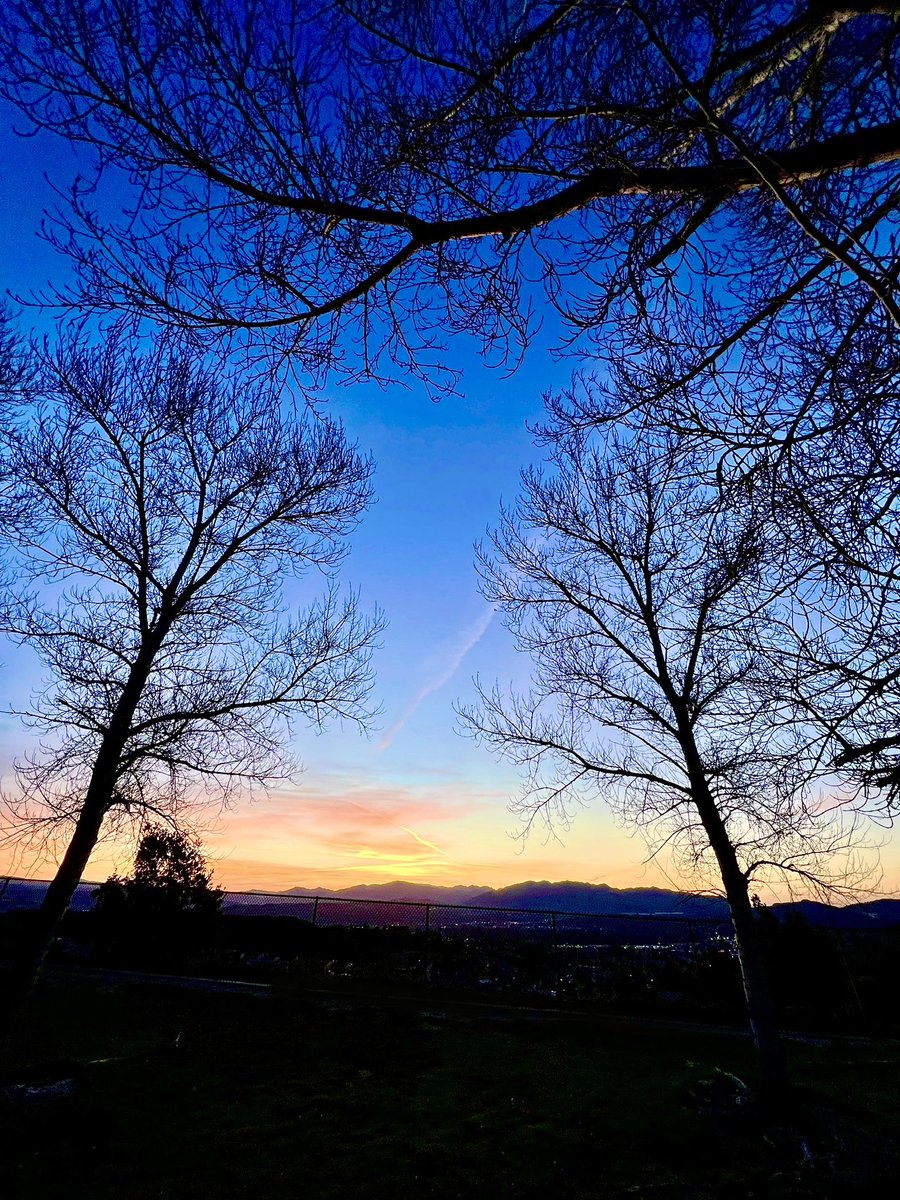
left=1, top=875, right=895, bottom=1029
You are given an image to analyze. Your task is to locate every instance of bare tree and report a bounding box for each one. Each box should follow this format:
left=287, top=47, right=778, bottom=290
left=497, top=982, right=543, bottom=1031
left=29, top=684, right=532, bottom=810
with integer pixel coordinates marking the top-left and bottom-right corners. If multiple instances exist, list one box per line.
left=460, top=413, right=871, bottom=1096
left=3, top=2, right=899, bottom=773
left=769, top=529, right=900, bottom=810
left=0, top=336, right=381, bottom=1000
left=0, top=1, right=896, bottom=390
left=0, top=308, right=33, bottom=406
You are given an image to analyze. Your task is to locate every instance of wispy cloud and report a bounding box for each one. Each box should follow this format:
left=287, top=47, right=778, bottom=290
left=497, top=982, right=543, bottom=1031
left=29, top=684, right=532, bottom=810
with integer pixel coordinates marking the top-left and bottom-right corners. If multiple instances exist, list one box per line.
left=199, top=776, right=496, bottom=887
left=379, top=605, right=495, bottom=750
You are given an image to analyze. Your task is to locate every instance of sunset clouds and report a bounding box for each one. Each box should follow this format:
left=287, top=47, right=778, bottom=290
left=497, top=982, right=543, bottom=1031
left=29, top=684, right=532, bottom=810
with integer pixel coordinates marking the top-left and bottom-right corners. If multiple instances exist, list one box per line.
left=189, top=769, right=691, bottom=893
left=6, top=756, right=894, bottom=898
left=201, top=774, right=495, bottom=889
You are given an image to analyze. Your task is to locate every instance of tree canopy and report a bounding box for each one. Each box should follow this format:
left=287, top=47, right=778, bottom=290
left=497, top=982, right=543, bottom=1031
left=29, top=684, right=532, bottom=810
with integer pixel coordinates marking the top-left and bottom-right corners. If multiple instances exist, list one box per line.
left=1, top=1, right=897, bottom=391
left=2, top=337, right=379, bottom=854
left=94, top=825, right=224, bottom=919
left=463, top=419, right=867, bottom=897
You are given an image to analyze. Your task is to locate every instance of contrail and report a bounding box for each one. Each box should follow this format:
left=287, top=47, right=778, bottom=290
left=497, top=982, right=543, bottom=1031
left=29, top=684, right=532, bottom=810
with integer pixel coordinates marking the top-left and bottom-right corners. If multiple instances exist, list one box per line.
left=379, top=605, right=495, bottom=750
left=399, top=825, right=453, bottom=860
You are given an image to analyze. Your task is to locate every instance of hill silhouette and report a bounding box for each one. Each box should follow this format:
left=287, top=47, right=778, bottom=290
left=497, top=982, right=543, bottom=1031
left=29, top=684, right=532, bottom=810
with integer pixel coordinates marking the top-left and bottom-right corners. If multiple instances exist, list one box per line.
left=2, top=875, right=898, bottom=928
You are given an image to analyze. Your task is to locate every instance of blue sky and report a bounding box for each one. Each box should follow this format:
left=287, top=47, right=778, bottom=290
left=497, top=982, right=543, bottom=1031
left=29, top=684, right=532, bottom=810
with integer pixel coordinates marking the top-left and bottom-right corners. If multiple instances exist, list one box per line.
left=0, top=97, right=896, bottom=898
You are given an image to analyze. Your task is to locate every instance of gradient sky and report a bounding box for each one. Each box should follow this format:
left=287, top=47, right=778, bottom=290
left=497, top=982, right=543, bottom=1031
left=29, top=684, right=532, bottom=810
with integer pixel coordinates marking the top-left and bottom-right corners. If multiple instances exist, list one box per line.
left=0, top=99, right=897, bottom=898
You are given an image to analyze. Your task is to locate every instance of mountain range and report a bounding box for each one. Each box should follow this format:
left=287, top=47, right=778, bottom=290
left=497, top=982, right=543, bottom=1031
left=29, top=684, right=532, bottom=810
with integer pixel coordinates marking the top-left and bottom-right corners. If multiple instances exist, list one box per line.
left=266, top=878, right=900, bottom=929
left=2, top=876, right=898, bottom=929
left=278, top=878, right=729, bottom=916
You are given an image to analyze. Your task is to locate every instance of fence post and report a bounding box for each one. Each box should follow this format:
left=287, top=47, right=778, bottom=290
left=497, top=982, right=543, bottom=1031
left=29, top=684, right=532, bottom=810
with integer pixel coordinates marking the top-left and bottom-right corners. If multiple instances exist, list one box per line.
left=311, top=896, right=319, bottom=927
left=687, top=919, right=697, bottom=961
left=833, top=931, right=865, bottom=1017
left=551, top=910, right=560, bottom=996
left=424, top=903, right=431, bottom=986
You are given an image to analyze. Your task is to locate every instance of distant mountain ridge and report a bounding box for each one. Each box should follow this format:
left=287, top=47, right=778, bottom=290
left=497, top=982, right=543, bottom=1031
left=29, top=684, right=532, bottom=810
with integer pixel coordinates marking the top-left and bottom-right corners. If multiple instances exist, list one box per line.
left=265, top=878, right=900, bottom=928
left=2, top=875, right=899, bottom=928
left=281, top=881, right=489, bottom=904
left=276, top=878, right=723, bottom=912
left=273, top=878, right=719, bottom=911
left=468, top=880, right=728, bottom=917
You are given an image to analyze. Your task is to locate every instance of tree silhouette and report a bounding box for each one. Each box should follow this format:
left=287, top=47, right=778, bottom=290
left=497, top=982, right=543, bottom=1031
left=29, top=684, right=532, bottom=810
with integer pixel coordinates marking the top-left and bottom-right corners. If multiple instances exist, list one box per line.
left=461, top=412, right=870, bottom=1096
left=0, top=336, right=381, bottom=1003
left=94, top=826, right=224, bottom=921
left=0, top=1, right=896, bottom=390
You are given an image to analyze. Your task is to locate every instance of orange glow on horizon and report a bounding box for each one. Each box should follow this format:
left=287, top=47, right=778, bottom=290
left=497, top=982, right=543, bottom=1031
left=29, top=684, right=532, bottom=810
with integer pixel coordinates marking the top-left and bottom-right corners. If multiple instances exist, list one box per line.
left=2, top=773, right=897, bottom=901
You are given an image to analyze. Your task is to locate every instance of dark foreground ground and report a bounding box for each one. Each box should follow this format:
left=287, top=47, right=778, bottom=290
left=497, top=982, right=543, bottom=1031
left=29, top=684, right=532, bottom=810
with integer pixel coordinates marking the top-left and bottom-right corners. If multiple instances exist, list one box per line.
left=3, top=976, right=899, bottom=1199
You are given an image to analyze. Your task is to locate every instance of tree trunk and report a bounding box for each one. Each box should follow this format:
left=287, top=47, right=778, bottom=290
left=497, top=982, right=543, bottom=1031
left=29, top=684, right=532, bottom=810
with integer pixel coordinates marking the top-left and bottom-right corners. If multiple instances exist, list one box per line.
left=677, top=728, right=787, bottom=1104
left=3, top=622, right=172, bottom=1051
left=2, top=798, right=107, bottom=1048
left=721, top=867, right=787, bottom=1102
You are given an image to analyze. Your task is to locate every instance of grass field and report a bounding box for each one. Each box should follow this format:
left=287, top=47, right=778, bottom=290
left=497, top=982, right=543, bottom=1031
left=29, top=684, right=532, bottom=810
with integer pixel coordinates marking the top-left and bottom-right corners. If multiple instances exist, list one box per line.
left=3, top=976, right=899, bottom=1199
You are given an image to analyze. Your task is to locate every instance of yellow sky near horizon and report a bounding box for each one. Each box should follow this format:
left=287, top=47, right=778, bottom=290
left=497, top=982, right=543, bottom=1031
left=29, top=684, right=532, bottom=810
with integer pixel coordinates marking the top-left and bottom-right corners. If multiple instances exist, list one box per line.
left=3, top=769, right=898, bottom=902
left=0, top=768, right=687, bottom=894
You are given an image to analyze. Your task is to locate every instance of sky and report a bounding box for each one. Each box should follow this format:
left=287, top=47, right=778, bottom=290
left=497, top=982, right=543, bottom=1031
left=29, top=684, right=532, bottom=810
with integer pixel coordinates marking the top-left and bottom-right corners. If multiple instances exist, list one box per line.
left=0, top=98, right=897, bottom=898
